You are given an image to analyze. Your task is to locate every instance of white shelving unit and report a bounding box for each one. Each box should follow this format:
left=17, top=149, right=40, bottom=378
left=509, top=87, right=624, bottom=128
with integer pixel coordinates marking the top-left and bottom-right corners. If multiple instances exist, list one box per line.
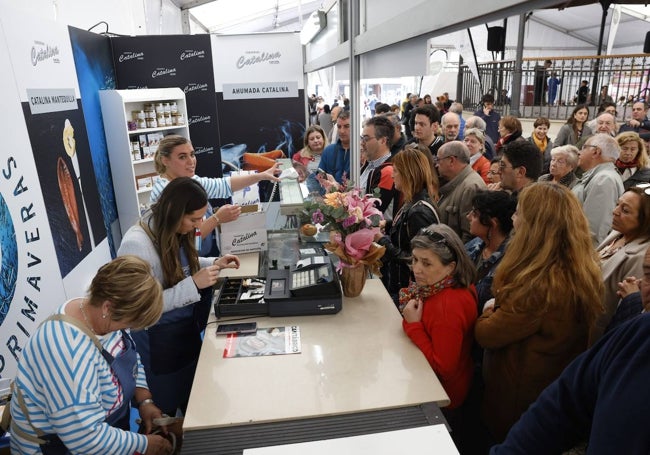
left=99, top=88, right=190, bottom=237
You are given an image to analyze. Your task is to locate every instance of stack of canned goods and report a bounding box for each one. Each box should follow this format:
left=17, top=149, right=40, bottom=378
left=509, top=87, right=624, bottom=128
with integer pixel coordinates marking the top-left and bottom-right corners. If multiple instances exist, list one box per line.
left=129, top=101, right=184, bottom=129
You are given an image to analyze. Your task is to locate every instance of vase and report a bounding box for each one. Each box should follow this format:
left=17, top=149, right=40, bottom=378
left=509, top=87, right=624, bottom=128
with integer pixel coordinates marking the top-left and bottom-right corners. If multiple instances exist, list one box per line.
left=339, top=263, right=367, bottom=298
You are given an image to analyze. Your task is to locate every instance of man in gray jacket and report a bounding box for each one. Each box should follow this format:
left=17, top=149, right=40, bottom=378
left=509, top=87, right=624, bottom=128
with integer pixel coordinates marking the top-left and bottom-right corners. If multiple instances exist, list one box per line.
left=436, top=141, right=487, bottom=242
left=572, top=134, right=624, bottom=246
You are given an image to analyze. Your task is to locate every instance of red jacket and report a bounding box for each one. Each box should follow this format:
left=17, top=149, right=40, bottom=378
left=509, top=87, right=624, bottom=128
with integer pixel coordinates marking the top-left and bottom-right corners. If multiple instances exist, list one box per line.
left=472, top=155, right=492, bottom=184
left=402, top=286, right=478, bottom=409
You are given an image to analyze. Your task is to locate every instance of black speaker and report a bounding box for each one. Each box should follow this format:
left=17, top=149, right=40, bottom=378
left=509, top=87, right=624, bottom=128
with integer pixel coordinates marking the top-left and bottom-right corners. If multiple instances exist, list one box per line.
left=487, top=26, right=506, bottom=52
left=644, top=31, right=650, bottom=54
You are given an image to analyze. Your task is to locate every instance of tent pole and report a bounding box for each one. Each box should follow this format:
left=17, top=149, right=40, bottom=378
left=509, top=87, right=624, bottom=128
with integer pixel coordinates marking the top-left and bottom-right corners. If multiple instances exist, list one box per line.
left=349, top=0, right=361, bottom=187
left=511, top=13, right=526, bottom=118
left=590, top=1, right=611, bottom=106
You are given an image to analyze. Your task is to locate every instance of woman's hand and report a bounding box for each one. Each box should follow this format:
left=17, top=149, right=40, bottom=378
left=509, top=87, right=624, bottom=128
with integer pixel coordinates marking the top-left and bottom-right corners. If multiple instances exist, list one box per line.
left=144, top=434, right=173, bottom=454
left=260, top=162, right=281, bottom=182
left=402, top=298, right=423, bottom=323
left=482, top=298, right=497, bottom=313
left=215, top=254, right=240, bottom=270
left=138, top=402, right=166, bottom=435
left=215, top=204, right=241, bottom=224
left=617, top=276, right=640, bottom=299
left=192, top=264, right=220, bottom=289
left=317, top=173, right=339, bottom=192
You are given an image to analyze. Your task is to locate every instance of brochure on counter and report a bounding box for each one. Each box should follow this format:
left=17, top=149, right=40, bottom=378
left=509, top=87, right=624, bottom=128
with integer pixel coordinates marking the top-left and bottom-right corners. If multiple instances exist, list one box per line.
left=223, top=326, right=301, bottom=358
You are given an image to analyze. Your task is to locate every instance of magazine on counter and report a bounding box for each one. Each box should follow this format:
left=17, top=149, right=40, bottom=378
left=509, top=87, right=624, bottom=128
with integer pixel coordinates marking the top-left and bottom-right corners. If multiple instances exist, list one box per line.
left=223, top=326, right=301, bottom=358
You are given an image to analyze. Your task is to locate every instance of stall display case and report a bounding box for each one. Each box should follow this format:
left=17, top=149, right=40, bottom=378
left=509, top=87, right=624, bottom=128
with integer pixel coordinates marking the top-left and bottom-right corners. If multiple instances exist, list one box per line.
left=99, top=88, right=189, bottom=237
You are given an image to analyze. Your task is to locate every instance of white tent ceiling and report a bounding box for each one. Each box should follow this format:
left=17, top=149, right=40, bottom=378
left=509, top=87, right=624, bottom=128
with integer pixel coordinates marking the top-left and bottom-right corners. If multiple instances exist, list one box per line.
left=171, top=1, right=650, bottom=56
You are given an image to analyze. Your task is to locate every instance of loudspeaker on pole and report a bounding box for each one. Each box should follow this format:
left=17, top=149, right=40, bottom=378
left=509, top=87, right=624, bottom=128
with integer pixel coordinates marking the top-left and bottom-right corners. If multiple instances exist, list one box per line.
left=487, top=26, right=506, bottom=53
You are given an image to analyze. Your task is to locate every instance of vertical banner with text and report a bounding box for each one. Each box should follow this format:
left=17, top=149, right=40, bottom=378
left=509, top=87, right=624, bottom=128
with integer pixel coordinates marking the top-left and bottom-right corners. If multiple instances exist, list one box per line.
left=111, top=35, right=222, bottom=178
left=0, top=8, right=111, bottom=381
left=211, top=33, right=305, bottom=172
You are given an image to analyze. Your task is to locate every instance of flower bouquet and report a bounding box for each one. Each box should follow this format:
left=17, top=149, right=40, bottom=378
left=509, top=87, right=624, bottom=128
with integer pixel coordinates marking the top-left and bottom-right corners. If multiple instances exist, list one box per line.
left=302, top=187, right=386, bottom=297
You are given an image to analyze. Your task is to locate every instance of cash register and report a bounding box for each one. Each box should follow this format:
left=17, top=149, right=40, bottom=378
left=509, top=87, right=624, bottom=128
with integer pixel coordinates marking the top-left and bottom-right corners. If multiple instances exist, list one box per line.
left=214, top=244, right=343, bottom=317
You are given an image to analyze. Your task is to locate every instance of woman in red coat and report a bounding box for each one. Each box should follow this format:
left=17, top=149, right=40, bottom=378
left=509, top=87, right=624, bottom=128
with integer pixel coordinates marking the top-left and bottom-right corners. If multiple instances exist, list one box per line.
left=399, top=223, right=478, bottom=438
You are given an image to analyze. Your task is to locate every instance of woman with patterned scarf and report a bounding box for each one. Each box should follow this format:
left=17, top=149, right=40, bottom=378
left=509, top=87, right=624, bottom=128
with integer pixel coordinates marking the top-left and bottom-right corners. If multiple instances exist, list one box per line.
left=615, top=131, right=650, bottom=189
left=399, top=224, right=478, bottom=418
left=495, top=115, right=525, bottom=156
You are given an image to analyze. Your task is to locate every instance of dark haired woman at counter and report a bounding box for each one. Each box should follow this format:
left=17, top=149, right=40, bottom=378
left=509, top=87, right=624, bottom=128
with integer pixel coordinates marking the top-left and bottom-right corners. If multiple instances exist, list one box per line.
left=118, top=177, right=240, bottom=417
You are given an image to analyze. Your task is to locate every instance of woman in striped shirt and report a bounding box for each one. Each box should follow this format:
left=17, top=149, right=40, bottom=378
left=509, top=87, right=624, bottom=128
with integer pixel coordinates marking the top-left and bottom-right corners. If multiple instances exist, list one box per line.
left=151, top=135, right=279, bottom=256
left=10, top=256, right=172, bottom=454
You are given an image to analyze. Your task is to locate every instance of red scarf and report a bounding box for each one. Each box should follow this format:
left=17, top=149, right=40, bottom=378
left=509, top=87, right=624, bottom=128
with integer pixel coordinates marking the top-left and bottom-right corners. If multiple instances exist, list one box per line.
left=398, top=275, right=455, bottom=311
left=495, top=134, right=511, bottom=152
left=615, top=158, right=638, bottom=170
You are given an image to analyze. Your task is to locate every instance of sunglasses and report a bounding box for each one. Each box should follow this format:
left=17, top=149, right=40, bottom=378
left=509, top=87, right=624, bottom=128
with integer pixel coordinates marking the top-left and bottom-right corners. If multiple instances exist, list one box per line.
left=418, top=228, right=458, bottom=261
left=636, top=183, right=650, bottom=196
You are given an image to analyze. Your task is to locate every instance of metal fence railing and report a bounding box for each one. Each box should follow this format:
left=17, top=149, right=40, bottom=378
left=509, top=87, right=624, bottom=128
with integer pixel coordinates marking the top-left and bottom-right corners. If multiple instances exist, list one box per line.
left=460, top=54, right=650, bottom=121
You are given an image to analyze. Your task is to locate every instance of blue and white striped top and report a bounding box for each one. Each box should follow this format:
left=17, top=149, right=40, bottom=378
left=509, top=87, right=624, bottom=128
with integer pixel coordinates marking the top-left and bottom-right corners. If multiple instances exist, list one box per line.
left=10, top=303, right=149, bottom=455
left=150, top=174, right=233, bottom=204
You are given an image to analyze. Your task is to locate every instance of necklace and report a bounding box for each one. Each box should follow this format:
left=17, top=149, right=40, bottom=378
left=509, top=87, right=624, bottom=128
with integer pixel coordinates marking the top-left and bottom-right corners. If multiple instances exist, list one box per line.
left=79, top=299, right=96, bottom=334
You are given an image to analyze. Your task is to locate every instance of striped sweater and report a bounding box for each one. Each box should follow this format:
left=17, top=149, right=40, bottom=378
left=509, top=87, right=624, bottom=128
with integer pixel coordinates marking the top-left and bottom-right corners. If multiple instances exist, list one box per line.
left=10, top=304, right=149, bottom=455
left=150, top=174, right=233, bottom=204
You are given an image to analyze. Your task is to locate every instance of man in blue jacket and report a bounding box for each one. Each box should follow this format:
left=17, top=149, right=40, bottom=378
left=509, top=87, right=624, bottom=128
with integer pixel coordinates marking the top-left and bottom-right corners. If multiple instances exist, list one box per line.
left=319, top=110, right=351, bottom=188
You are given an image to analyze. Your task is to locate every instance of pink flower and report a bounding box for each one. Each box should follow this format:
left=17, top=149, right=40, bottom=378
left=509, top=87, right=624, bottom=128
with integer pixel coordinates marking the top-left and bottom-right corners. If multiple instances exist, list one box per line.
left=344, top=228, right=380, bottom=260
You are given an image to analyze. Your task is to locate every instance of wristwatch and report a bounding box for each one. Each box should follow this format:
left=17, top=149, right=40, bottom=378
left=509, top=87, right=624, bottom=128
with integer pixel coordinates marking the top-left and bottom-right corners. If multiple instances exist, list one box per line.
left=137, top=398, right=155, bottom=408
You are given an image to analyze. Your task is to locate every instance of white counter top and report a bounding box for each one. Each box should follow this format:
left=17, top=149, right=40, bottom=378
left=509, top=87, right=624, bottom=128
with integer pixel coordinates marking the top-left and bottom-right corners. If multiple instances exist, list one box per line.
left=184, top=279, right=450, bottom=431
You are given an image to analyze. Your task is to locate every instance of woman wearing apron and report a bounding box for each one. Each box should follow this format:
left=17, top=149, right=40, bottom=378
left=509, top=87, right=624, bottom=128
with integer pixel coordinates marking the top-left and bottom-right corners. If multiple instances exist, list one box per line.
left=118, top=177, right=240, bottom=417
left=9, top=256, right=173, bottom=454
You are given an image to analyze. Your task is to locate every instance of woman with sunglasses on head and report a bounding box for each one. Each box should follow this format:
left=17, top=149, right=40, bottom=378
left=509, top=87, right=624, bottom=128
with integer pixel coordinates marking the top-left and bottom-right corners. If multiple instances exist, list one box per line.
left=593, top=184, right=650, bottom=341
left=614, top=131, right=650, bottom=189
left=375, top=144, right=440, bottom=306
left=475, top=182, right=603, bottom=443
left=399, top=224, right=478, bottom=442
left=118, top=177, right=240, bottom=419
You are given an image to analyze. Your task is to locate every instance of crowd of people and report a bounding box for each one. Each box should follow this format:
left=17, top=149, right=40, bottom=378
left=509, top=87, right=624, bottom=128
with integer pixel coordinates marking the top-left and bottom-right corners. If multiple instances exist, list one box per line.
left=302, top=91, right=650, bottom=454
left=6, top=88, right=650, bottom=454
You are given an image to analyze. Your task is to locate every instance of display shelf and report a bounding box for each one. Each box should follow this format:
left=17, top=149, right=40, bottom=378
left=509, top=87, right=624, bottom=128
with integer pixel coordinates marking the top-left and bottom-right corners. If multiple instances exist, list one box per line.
left=99, top=88, right=190, bottom=239
left=128, top=124, right=186, bottom=135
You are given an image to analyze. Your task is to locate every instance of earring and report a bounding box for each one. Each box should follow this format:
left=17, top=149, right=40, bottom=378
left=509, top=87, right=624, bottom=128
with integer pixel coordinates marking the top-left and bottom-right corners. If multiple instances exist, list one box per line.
left=102, top=314, right=107, bottom=319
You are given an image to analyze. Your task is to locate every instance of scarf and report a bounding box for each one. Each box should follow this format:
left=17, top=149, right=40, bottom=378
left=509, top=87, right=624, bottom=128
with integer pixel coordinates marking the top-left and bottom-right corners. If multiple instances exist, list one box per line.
left=615, top=158, right=639, bottom=170
left=398, top=275, right=456, bottom=311
left=531, top=134, right=548, bottom=154
left=495, top=134, right=511, bottom=152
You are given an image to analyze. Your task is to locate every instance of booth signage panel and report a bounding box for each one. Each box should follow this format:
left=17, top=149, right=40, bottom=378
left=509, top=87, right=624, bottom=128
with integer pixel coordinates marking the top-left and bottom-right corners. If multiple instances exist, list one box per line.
left=223, top=81, right=298, bottom=100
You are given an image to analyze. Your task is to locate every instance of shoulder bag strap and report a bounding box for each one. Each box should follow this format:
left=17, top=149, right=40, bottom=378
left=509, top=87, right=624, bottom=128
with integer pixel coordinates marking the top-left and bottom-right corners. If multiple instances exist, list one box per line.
left=47, top=313, right=104, bottom=351
left=413, top=200, right=441, bottom=224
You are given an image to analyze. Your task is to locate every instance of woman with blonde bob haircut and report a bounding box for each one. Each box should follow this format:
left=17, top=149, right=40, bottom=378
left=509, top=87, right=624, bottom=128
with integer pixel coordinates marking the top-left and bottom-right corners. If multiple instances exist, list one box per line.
left=614, top=131, right=650, bottom=189
left=9, top=256, right=173, bottom=455
left=375, top=144, right=439, bottom=303
left=475, top=182, right=603, bottom=443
